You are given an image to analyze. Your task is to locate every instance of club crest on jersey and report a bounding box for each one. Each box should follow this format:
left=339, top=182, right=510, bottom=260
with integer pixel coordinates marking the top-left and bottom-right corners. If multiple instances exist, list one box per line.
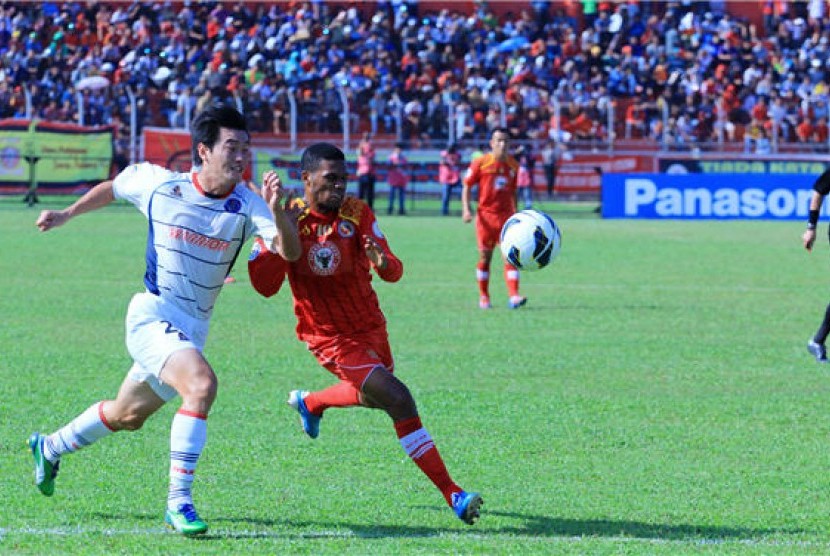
left=308, top=241, right=341, bottom=275
left=224, top=198, right=241, bottom=213
left=337, top=221, right=355, bottom=238
left=171, top=185, right=182, bottom=197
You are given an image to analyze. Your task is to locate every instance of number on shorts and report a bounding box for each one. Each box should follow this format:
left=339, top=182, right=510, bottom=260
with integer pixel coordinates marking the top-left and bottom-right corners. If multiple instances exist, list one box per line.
left=161, top=320, right=189, bottom=341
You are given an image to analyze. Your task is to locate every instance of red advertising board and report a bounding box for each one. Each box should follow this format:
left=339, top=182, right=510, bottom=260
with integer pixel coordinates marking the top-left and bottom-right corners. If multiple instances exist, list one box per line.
left=555, top=154, right=653, bottom=195
left=143, top=128, right=654, bottom=197
left=142, top=127, right=192, bottom=171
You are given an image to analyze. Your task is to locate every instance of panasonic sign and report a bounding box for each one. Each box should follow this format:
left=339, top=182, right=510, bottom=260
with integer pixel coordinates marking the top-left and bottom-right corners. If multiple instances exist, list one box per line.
left=602, top=174, right=823, bottom=220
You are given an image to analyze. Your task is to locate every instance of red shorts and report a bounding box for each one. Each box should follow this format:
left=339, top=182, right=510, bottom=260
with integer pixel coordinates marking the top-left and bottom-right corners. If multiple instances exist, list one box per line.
left=306, top=328, right=394, bottom=389
left=476, top=210, right=512, bottom=250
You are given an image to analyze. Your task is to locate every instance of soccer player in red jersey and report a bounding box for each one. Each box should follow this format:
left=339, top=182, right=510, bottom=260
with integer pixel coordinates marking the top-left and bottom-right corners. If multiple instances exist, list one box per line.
left=247, top=143, right=483, bottom=525
left=462, top=127, right=525, bottom=310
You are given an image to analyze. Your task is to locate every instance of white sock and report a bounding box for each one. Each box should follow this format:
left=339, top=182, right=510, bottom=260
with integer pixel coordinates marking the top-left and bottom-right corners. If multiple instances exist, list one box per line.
left=44, top=402, right=115, bottom=463
left=168, top=410, right=207, bottom=511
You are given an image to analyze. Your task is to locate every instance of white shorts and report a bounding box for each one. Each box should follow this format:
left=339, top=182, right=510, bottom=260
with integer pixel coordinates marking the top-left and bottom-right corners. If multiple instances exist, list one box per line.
left=125, top=292, right=209, bottom=402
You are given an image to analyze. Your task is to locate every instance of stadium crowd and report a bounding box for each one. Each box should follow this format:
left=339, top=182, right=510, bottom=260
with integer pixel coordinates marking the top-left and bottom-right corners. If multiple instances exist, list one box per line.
left=3, top=1, right=830, bottom=154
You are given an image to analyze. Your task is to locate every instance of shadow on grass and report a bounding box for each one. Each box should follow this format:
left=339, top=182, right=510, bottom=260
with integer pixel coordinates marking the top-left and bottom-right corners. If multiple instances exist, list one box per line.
left=188, top=510, right=805, bottom=542
left=481, top=509, right=804, bottom=541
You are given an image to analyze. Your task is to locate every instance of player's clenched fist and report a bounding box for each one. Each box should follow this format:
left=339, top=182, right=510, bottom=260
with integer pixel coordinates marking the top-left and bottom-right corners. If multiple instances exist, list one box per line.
left=36, top=210, right=70, bottom=232
left=803, top=228, right=817, bottom=251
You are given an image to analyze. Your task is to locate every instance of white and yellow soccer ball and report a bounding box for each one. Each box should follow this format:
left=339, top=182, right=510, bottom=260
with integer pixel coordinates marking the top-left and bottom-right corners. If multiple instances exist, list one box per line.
left=499, top=209, right=562, bottom=271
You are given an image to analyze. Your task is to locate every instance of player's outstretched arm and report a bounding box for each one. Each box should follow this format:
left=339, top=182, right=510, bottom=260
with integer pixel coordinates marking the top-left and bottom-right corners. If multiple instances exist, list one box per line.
left=261, top=170, right=302, bottom=261
left=36, top=180, right=115, bottom=232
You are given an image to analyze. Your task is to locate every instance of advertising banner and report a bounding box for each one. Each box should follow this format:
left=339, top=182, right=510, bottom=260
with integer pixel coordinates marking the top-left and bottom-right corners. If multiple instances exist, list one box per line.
left=255, top=149, right=448, bottom=195
left=602, top=173, right=823, bottom=220
left=143, top=127, right=192, bottom=171
left=556, top=154, right=653, bottom=195
left=0, top=119, right=112, bottom=193
left=658, top=156, right=827, bottom=176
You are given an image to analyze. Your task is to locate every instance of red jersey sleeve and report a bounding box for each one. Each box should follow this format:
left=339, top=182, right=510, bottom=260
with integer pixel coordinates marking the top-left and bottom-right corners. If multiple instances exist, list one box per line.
left=463, top=156, right=482, bottom=189
left=360, top=204, right=403, bottom=282
left=247, top=237, right=288, bottom=297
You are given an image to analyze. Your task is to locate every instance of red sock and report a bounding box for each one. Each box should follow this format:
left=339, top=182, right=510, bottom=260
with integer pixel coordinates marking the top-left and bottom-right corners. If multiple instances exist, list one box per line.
left=394, top=416, right=462, bottom=506
left=304, top=382, right=361, bottom=415
left=476, top=262, right=490, bottom=298
left=504, top=263, right=520, bottom=297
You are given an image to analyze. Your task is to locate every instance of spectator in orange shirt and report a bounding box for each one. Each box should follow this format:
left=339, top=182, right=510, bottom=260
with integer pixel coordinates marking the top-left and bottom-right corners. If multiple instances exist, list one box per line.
left=797, top=118, right=814, bottom=143
left=751, top=98, right=768, bottom=123
left=625, top=102, right=645, bottom=138
left=814, top=117, right=829, bottom=144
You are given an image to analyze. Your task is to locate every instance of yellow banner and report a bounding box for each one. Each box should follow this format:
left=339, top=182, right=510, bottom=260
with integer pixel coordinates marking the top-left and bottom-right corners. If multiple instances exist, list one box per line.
left=0, top=120, right=112, bottom=192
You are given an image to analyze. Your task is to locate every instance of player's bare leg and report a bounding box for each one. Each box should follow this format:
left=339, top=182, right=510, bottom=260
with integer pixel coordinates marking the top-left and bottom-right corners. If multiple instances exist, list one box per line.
left=477, top=248, right=494, bottom=309
left=362, top=367, right=483, bottom=524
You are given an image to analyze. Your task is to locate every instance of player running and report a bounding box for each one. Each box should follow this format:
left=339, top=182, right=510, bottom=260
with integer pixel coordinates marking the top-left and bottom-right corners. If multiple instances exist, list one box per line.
left=28, top=104, right=301, bottom=536
left=247, top=142, right=483, bottom=525
left=803, top=167, right=830, bottom=363
left=461, top=127, right=524, bottom=310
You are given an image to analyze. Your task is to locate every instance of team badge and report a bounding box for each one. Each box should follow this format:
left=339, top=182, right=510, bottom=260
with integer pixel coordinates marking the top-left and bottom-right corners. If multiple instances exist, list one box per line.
left=308, top=241, right=341, bottom=275
left=337, top=221, right=355, bottom=238
left=372, top=221, right=385, bottom=239
left=495, top=176, right=507, bottom=189
left=224, top=198, right=241, bottom=213
left=171, top=185, right=182, bottom=197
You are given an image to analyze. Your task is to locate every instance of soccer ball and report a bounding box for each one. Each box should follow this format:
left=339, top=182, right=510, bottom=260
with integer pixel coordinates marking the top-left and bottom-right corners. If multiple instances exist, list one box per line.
left=499, top=209, right=562, bottom=271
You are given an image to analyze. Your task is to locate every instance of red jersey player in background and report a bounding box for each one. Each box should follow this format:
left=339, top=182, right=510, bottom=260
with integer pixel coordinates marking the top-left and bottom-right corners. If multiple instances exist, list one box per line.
left=247, top=143, right=483, bottom=525
left=461, top=127, right=525, bottom=310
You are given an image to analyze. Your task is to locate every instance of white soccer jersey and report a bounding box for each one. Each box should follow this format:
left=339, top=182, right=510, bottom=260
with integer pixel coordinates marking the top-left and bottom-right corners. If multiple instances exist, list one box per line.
left=113, top=162, right=277, bottom=320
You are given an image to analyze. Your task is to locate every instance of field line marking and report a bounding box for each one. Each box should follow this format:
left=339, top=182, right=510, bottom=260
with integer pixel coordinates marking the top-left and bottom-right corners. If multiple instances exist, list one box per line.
left=1, top=527, right=828, bottom=548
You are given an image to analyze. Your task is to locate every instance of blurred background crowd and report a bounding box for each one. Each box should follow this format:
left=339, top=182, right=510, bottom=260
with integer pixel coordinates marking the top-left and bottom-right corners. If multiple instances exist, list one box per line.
left=3, top=0, right=830, bottom=158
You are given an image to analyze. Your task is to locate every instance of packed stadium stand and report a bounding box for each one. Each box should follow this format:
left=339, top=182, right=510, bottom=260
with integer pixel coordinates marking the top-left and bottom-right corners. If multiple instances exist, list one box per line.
left=2, top=0, right=830, bottom=163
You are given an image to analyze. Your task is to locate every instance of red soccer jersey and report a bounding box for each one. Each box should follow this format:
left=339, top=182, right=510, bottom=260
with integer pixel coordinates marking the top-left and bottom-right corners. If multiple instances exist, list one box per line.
left=462, top=153, right=519, bottom=216
left=248, top=197, right=403, bottom=341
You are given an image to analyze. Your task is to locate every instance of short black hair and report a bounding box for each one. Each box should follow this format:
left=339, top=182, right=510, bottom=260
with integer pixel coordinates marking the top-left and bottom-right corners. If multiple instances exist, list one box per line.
left=490, top=127, right=511, bottom=139
left=301, top=142, right=345, bottom=172
left=190, top=103, right=248, bottom=166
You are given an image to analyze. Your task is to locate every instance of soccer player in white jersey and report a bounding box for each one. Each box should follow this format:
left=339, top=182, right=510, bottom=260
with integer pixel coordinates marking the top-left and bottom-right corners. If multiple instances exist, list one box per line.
left=28, top=104, right=301, bottom=536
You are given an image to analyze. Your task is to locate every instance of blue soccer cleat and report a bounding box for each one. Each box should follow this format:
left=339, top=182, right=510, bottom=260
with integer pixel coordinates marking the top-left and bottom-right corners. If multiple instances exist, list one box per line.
left=508, top=296, right=527, bottom=309
left=452, top=490, right=483, bottom=525
left=28, top=432, right=60, bottom=497
left=287, top=390, right=321, bottom=439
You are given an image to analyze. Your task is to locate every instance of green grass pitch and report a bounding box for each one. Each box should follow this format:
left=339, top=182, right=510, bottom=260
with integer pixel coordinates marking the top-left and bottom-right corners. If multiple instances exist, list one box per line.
left=2, top=198, right=830, bottom=554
